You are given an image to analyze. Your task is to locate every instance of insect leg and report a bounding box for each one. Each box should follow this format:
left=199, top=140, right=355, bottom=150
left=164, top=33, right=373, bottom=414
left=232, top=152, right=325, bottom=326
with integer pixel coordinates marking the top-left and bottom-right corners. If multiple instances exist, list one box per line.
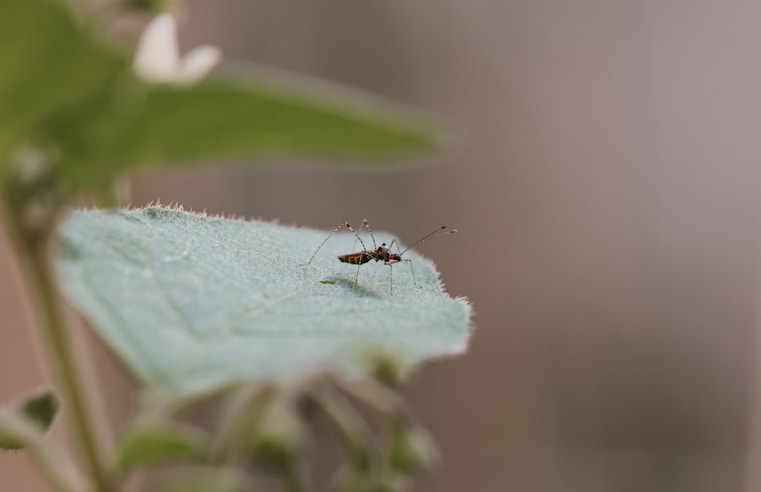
left=388, top=261, right=393, bottom=294
left=350, top=218, right=372, bottom=252
left=354, top=261, right=362, bottom=287
left=349, top=221, right=373, bottom=287
left=402, top=258, right=415, bottom=288
left=362, top=218, right=379, bottom=250
left=305, top=221, right=366, bottom=266
left=388, top=238, right=417, bottom=288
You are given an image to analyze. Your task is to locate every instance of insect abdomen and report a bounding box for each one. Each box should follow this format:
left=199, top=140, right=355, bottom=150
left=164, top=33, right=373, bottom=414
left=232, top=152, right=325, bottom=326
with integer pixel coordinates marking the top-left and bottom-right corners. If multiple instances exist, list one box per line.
left=338, top=253, right=372, bottom=265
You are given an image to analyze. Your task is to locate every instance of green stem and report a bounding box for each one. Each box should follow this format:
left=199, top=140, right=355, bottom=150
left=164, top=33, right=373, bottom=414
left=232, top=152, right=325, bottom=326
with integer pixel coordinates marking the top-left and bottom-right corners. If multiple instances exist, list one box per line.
left=310, top=386, right=372, bottom=469
left=209, top=384, right=275, bottom=463
left=20, top=235, right=111, bottom=492
left=0, top=411, right=86, bottom=492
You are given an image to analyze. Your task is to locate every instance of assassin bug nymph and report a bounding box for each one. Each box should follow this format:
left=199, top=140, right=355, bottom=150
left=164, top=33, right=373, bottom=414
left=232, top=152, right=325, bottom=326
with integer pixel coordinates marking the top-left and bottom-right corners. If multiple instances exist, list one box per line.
left=305, top=219, right=457, bottom=293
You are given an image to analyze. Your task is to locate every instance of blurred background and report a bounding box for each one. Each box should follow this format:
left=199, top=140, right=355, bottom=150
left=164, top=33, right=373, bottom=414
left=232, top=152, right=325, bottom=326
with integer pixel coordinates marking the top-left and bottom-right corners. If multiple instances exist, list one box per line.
left=4, top=0, right=761, bottom=490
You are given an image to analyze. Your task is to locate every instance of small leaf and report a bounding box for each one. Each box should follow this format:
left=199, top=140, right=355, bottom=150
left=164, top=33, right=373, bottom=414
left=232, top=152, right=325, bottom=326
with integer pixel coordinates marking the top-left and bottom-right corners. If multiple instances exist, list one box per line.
left=57, top=207, right=472, bottom=397
left=365, top=348, right=407, bottom=387
left=18, top=390, right=59, bottom=433
left=0, top=389, right=59, bottom=450
left=116, top=420, right=206, bottom=471
left=386, top=420, right=438, bottom=474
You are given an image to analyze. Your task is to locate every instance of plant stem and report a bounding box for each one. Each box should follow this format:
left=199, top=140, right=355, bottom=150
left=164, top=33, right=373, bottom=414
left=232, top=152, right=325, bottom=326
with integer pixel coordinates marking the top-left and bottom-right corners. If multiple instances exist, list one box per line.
left=209, top=384, right=275, bottom=463
left=0, top=411, right=86, bottom=492
left=310, top=386, right=372, bottom=469
left=22, top=238, right=111, bottom=492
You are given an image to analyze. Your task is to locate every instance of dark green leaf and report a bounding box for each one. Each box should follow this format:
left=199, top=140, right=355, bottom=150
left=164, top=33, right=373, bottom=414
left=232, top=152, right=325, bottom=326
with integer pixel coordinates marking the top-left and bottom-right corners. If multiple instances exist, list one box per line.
left=126, top=0, right=174, bottom=13
left=18, top=390, right=59, bottom=433
left=0, top=389, right=59, bottom=450
left=59, top=81, right=442, bottom=187
left=0, top=0, right=124, bottom=168
left=0, top=0, right=443, bottom=192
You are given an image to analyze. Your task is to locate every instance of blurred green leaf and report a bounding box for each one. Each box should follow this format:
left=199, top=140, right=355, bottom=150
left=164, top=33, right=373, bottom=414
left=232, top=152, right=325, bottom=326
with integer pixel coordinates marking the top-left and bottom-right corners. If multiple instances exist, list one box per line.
left=365, top=348, right=407, bottom=387
left=333, top=465, right=402, bottom=492
left=0, top=0, right=124, bottom=169
left=18, top=390, right=59, bottom=434
left=386, top=420, right=437, bottom=474
left=157, top=468, right=248, bottom=492
left=116, top=420, right=206, bottom=470
left=57, top=207, right=472, bottom=397
left=126, top=0, right=175, bottom=13
left=0, top=389, right=59, bottom=451
left=58, top=81, right=443, bottom=187
left=0, top=0, right=443, bottom=192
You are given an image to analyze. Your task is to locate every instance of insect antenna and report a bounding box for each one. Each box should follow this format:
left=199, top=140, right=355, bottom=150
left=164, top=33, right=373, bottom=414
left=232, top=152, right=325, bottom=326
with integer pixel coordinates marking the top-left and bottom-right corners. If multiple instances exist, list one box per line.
left=399, top=226, right=458, bottom=256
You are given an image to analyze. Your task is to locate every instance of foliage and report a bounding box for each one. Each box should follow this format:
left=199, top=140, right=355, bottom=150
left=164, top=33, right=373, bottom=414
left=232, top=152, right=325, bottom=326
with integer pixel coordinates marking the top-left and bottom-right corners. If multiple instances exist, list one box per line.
left=0, top=1, right=471, bottom=491
left=58, top=207, right=470, bottom=396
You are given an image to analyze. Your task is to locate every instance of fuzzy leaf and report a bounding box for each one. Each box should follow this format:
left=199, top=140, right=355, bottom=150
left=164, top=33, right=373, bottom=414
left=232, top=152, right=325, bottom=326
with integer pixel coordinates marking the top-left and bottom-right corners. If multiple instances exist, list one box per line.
left=57, top=207, right=471, bottom=397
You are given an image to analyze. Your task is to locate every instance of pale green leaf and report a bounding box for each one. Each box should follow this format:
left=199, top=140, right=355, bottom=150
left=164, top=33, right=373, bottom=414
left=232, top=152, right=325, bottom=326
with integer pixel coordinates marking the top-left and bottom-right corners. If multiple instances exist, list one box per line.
left=57, top=207, right=471, bottom=397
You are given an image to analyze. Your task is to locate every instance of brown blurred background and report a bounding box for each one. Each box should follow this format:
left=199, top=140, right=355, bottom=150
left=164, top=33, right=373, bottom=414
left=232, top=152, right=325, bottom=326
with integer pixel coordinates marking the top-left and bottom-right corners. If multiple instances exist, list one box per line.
left=4, top=0, right=761, bottom=490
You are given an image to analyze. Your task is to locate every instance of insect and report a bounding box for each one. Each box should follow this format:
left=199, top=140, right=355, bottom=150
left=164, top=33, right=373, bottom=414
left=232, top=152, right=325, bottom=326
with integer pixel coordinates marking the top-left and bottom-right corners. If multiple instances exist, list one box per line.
left=305, top=219, right=457, bottom=293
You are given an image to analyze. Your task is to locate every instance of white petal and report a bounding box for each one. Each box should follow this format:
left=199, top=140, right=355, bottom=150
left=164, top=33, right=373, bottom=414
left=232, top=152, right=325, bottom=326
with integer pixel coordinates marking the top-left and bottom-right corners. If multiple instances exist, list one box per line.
left=176, top=46, right=222, bottom=84
left=133, top=14, right=181, bottom=82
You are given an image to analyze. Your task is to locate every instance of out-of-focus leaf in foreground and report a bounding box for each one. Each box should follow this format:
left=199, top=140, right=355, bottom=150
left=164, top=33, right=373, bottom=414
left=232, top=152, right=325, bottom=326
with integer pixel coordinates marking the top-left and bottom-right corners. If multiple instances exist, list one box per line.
left=57, top=208, right=471, bottom=397
left=0, top=0, right=122, bottom=168
left=0, top=0, right=443, bottom=191
left=58, top=81, right=443, bottom=187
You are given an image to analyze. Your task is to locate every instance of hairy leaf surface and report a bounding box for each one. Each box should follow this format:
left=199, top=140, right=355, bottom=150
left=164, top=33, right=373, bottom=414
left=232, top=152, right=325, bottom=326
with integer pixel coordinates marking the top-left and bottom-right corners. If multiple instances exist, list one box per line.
left=58, top=208, right=471, bottom=396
